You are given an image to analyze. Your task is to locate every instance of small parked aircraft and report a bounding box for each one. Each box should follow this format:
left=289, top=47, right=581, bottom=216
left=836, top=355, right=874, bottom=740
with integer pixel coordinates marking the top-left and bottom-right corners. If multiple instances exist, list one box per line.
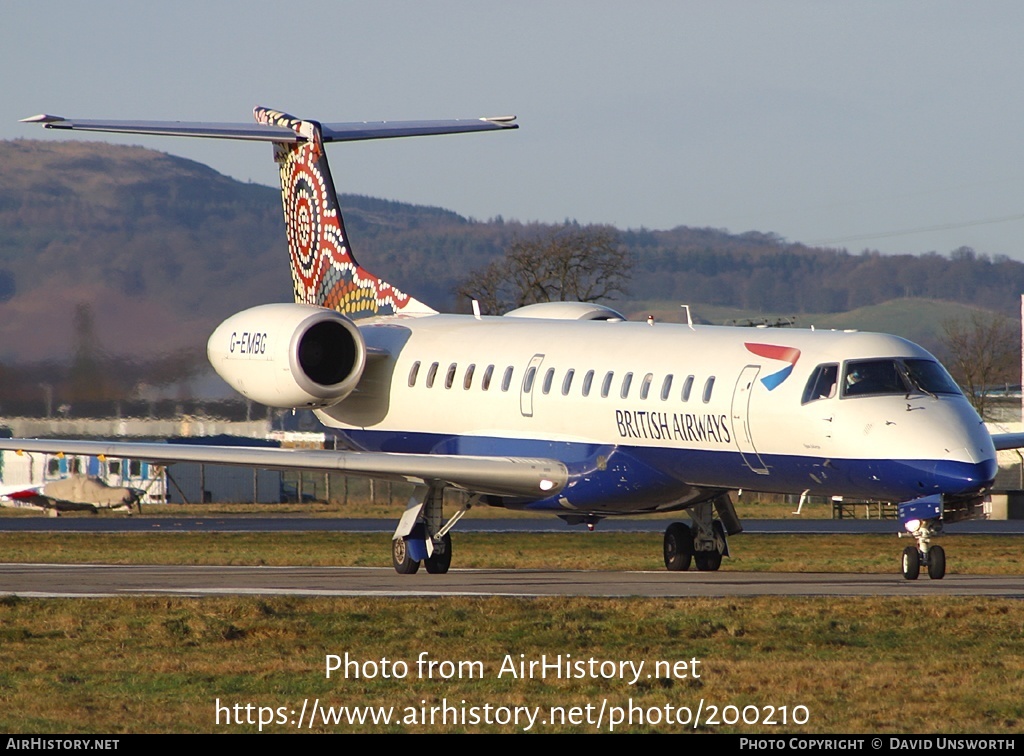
left=0, top=476, right=142, bottom=515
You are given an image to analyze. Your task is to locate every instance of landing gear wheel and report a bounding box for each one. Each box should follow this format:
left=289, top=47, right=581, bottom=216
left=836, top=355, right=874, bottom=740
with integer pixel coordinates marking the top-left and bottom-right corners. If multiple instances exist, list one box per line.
left=694, top=520, right=725, bottom=572
left=927, top=545, right=946, bottom=580
left=694, top=549, right=723, bottom=571
left=901, top=546, right=920, bottom=580
left=664, top=522, right=694, bottom=571
left=392, top=536, right=420, bottom=575
left=424, top=533, right=453, bottom=574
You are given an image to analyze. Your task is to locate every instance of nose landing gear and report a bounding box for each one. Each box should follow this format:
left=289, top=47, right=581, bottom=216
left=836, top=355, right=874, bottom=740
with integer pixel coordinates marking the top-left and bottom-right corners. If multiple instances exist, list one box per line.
left=898, top=502, right=946, bottom=580
left=901, top=541, right=946, bottom=581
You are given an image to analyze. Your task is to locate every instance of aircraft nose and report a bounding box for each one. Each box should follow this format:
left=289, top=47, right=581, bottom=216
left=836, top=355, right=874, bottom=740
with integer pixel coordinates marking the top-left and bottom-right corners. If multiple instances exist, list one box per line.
left=930, top=454, right=997, bottom=495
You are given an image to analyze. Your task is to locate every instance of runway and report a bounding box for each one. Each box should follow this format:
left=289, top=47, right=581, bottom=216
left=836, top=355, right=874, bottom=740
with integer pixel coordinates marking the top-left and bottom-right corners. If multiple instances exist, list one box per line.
left=2, top=516, right=1021, bottom=598
left=1, top=516, right=1023, bottom=534
left=2, top=563, right=1023, bottom=598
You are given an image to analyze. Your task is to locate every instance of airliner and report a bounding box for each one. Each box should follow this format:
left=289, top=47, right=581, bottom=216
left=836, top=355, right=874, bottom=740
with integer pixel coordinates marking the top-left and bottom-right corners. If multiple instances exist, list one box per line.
left=6, top=107, right=1014, bottom=579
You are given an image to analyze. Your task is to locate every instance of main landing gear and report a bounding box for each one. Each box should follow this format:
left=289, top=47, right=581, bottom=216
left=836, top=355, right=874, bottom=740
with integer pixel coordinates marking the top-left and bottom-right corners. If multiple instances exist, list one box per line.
left=663, top=494, right=743, bottom=572
left=391, top=484, right=470, bottom=575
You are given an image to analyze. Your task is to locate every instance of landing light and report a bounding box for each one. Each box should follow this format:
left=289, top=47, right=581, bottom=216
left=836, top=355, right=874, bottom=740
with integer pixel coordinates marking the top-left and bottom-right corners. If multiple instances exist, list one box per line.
left=903, top=518, right=921, bottom=533
left=539, top=479, right=555, bottom=491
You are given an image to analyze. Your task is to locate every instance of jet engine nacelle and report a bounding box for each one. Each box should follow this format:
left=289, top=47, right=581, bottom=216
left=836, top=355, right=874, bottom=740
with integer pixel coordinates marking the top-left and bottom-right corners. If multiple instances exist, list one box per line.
left=207, top=303, right=366, bottom=408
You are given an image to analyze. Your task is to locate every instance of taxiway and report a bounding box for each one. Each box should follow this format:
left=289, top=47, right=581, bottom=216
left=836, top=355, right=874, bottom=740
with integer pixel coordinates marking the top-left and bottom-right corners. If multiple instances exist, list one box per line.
left=1, top=564, right=1022, bottom=599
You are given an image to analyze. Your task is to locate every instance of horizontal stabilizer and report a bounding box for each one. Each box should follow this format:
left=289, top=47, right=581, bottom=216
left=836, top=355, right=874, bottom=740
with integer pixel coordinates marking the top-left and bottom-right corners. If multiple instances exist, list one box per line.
left=0, top=439, right=565, bottom=500
left=20, top=114, right=517, bottom=144
left=21, top=106, right=516, bottom=320
left=321, top=117, right=517, bottom=143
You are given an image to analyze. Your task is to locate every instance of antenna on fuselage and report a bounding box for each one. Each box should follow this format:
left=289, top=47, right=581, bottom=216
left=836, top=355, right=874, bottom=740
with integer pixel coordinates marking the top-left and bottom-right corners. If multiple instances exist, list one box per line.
left=471, top=300, right=482, bottom=320
left=680, top=304, right=695, bottom=330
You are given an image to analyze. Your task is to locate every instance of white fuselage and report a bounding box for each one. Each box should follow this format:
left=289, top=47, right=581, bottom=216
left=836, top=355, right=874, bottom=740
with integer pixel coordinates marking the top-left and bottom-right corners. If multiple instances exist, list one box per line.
left=315, top=315, right=997, bottom=514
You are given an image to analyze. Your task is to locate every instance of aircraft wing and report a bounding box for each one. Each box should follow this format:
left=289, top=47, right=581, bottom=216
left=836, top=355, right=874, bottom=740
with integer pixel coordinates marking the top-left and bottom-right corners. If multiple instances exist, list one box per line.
left=20, top=114, right=517, bottom=143
left=991, top=432, right=1024, bottom=451
left=0, top=439, right=566, bottom=500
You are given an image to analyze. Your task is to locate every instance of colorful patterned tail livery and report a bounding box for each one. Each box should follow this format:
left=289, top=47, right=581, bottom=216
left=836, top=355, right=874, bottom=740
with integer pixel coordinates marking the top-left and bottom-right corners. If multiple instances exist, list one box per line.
left=20, top=107, right=516, bottom=321
left=254, top=108, right=433, bottom=319
left=744, top=342, right=801, bottom=390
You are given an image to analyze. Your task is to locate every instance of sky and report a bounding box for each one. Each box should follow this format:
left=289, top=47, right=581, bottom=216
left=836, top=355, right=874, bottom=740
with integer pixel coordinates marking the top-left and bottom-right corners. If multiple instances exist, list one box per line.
left=5, top=1, right=1024, bottom=260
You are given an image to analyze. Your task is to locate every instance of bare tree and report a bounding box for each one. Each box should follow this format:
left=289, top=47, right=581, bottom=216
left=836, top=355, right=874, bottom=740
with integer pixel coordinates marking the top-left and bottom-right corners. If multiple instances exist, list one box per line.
left=940, top=311, right=1019, bottom=420
left=455, top=257, right=510, bottom=316
left=455, top=226, right=631, bottom=314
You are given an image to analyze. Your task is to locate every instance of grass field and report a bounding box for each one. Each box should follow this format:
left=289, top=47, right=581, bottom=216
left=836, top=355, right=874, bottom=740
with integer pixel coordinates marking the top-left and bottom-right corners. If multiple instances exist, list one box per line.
left=0, top=491, right=837, bottom=520
left=0, top=528, right=1022, bottom=733
left=0, top=530, right=1021, bottom=573
left=0, top=593, right=1022, bottom=734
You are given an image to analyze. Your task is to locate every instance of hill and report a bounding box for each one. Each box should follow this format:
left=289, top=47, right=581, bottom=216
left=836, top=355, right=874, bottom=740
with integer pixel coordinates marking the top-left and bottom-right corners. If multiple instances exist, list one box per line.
left=632, top=298, right=1016, bottom=363
left=0, top=139, right=1021, bottom=395
left=621, top=227, right=1024, bottom=315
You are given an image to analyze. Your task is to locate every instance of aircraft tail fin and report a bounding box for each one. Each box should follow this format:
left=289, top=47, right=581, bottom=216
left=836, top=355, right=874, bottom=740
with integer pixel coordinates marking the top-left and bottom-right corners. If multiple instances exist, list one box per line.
left=253, top=107, right=434, bottom=318
left=22, top=108, right=517, bottom=319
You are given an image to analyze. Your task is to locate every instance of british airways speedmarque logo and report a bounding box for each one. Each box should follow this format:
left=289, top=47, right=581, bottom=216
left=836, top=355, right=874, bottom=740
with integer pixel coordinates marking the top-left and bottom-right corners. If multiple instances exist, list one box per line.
left=744, top=343, right=801, bottom=390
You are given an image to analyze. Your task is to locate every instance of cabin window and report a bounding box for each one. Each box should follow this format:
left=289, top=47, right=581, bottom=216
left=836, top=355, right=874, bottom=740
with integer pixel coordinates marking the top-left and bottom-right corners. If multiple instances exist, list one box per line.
left=620, top=372, right=633, bottom=399
left=47, top=458, right=60, bottom=475
left=463, top=364, right=476, bottom=389
left=661, top=374, right=673, bottom=401
left=426, top=362, right=439, bottom=388
left=542, top=367, right=555, bottom=395
left=640, top=373, right=653, bottom=400
left=523, top=366, right=537, bottom=393
left=408, top=361, right=421, bottom=387
left=445, top=363, right=457, bottom=389
left=802, top=363, right=839, bottom=404
left=502, top=366, right=514, bottom=392
left=109, top=460, right=121, bottom=475
left=681, top=375, right=694, bottom=402
left=582, top=370, right=594, bottom=397
left=702, top=377, right=715, bottom=403
left=71, top=458, right=82, bottom=474
left=482, top=364, right=494, bottom=390
left=601, top=371, right=614, bottom=398
left=562, top=369, right=575, bottom=396
left=129, top=460, right=142, bottom=476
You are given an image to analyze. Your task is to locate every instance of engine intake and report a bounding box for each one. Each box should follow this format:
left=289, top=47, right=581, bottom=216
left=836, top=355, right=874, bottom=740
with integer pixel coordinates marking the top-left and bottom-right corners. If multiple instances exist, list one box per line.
left=208, top=303, right=366, bottom=408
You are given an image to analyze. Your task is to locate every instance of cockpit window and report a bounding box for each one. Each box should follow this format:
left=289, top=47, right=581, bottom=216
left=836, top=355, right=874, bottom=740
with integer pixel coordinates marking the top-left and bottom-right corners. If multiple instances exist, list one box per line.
left=801, top=363, right=838, bottom=404
left=843, top=360, right=907, bottom=397
left=903, top=359, right=962, bottom=395
left=842, top=359, right=962, bottom=398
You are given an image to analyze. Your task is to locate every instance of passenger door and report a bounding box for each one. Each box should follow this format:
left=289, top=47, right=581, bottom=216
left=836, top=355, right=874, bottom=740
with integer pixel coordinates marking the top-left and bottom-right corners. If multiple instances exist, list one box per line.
left=520, top=354, right=545, bottom=417
left=731, top=365, right=769, bottom=475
